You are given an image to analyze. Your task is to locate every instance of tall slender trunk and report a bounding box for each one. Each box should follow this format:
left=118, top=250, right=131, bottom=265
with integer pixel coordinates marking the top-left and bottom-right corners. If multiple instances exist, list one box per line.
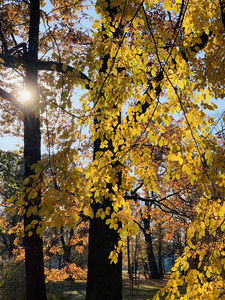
left=23, top=0, right=47, bottom=299
left=127, top=236, right=132, bottom=280
left=143, top=216, right=161, bottom=279
left=60, top=227, right=73, bottom=265
left=158, top=224, right=163, bottom=278
left=134, top=234, right=138, bottom=285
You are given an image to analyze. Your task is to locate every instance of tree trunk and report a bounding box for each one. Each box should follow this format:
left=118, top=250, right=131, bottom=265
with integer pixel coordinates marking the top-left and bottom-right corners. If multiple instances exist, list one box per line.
left=60, top=227, right=73, bottom=265
left=23, top=0, right=47, bottom=299
left=86, top=76, right=123, bottom=300
left=134, top=234, right=138, bottom=285
left=86, top=2, right=123, bottom=298
left=143, top=217, right=161, bottom=279
left=158, top=224, right=163, bottom=278
left=86, top=132, right=122, bottom=300
left=127, top=236, right=132, bottom=280
left=86, top=210, right=122, bottom=300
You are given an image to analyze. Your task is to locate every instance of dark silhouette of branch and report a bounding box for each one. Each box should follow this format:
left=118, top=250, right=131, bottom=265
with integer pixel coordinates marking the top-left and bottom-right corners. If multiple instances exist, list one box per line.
left=0, top=55, right=91, bottom=89
left=219, top=0, right=225, bottom=30
left=0, top=87, right=25, bottom=112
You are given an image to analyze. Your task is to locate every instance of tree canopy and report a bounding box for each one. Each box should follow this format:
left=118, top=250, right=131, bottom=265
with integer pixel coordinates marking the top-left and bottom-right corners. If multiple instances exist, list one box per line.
left=0, top=0, right=225, bottom=299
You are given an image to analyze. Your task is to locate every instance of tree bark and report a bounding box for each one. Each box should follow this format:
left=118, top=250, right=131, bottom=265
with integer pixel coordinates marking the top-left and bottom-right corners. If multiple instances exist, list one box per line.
left=86, top=125, right=122, bottom=300
left=142, top=217, right=161, bottom=279
left=60, top=227, right=73, bottom=265
left=85, top=1, right=123, bottom=297
left=158, top=224, right=164, bottom=278
left=23, top=0, right=47, bottom=299
left=86, top=210, right=122, bottom=300
left=127, top=236, right=132, bottom=280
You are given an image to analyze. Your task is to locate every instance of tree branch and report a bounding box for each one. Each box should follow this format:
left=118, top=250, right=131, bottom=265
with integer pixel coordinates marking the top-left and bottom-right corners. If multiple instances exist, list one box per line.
left=181, top=31, right=212, bottom=62
left=0, top=87, right=24, bottom=112
left=219, top=0, right=225, bottom=30
left=36, top=61, right=91, bottom=89
left=0, top=54, right=91, bottom=90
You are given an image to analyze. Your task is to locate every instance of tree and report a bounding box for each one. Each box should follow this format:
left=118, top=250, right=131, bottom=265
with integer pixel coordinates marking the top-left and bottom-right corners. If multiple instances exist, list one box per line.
left=1, top=1, right=225, bottom=300
left=0, top=150, right=23, bottom=259
left=0, top=0, right=89, bottom=298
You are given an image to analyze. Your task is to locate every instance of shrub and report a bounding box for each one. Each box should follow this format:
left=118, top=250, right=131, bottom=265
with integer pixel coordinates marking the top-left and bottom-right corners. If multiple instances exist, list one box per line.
left=0, top=260, right=69, bottom=300
left=0, top=261, right=26, bottom=300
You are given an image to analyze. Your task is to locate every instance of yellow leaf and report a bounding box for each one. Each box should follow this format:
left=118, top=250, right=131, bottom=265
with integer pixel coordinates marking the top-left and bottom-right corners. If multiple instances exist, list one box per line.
left=206, top=269, right=211, bottom=278
left=133, top=19, right=138, bottom=28
left=205, top=28, right=210, bottom=35
left=151, top=69, right=156, bottom=77
left=177, top=80, right=184, bottom=89
left=23, top=178, right=30, bottom=185
left=159, top=139, right=163, bottom=147
left=178, top=157, right=184, bottom=165
left=11, top=209, right=17, bottom=217
left=62, top=63, right=67, bottom=72
left=187, top=239, right=195, bottom=249
left=105, top=218, right=111, bottom=225
left=100, top=211, right=105, bottom=219
left=31, top=191, right=38, bottom=199
left=182, top=164, right=192, bottom=175
left=89, top=81, right=94, bottom=88
left=31, top=219, right=38, bottom=225
left=50, top=64, right=56, bottom=69
left=25, top=224, right=31, bottom=231
left=221, top=224, right=225, bottom=232
left=89, top=208, right=94, bottom=219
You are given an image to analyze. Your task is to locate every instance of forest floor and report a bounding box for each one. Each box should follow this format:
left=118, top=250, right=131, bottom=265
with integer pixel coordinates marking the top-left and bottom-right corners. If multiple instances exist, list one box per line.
left=122, top=273, right=169, bottom=300
left=48, top=273, right=171, bottom=300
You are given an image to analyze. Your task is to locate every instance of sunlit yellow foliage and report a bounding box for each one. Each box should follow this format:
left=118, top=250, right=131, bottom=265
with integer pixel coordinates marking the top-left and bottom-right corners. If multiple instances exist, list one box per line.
left=1, top=0, right=225, bottom=296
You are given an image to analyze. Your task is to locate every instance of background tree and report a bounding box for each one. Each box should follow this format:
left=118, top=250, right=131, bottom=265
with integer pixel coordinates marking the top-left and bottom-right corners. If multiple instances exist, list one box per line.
left=0, top=150, right=23, bottom=259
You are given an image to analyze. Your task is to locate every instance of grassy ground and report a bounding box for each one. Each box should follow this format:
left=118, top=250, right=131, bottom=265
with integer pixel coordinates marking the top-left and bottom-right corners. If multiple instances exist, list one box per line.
left=47, top=274, right=169, bottom=300
left=122, top=275, right=168, bottom=300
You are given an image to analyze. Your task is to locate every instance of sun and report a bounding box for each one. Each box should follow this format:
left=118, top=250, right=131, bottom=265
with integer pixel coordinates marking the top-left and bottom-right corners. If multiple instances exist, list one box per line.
left=19, top=89, right=31, bottom=102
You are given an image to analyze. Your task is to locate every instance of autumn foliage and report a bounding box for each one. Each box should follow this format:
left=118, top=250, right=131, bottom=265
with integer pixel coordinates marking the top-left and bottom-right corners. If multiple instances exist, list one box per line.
left=0, top=0, right=225, bottom=299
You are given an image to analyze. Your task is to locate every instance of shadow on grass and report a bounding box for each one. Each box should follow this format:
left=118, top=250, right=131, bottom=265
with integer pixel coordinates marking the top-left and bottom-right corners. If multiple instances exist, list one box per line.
left=47, top=275, right=172, bottom=300
left=47, top=281, right=86, bottom=300
left=122, top=275, right=168, bottom=300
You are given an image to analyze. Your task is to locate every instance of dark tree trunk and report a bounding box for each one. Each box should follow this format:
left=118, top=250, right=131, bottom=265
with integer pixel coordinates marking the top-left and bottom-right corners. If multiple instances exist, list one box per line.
left=86, top=66, right=123, bottom=300
left=61, top=228, right=74, bottom=281
left=23, top=0, right=47, bottom=299
left=158, top=224, right=163, bottom=278
left=60, top=227, right=73, bottom=265
left=85, top=1, right=123, bottom=297
left=86, top=119, right=123, bottom=299
left=85, top=1, right=126, bottom=298
left=134, top=234, right=138, bottom=285
left=86, top=127, right=122, bottom=300
left=86, top=209, right=122, bottom=300
left=127, top=236, right=132, bottom=280
left=143, top=217, right=161, bottom=279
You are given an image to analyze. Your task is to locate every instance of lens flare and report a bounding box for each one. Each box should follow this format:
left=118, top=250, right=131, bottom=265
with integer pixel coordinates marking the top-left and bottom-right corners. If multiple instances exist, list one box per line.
left=19, top=90, right=31, bottom=101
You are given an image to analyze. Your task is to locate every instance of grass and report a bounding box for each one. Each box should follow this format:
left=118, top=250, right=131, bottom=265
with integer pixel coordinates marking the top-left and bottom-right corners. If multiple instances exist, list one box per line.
left=47, top=281, right=86, bottom=299
left=122, top=274, right=168, bottom=300
left=47, top=274, right=169, bottom=300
